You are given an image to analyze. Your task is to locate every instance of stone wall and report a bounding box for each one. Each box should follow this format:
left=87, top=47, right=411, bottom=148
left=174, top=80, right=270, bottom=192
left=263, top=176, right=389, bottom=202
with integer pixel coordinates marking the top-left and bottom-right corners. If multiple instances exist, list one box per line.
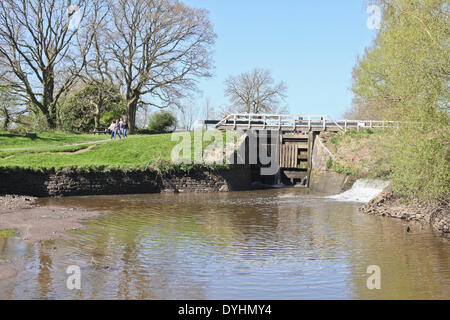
left=0, top=166, right=252, bottom=197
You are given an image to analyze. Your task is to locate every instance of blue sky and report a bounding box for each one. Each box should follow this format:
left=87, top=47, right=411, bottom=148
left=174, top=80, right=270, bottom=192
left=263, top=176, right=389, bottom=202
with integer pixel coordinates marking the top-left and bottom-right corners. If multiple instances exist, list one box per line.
left=185, top=0, right=377, bottom=119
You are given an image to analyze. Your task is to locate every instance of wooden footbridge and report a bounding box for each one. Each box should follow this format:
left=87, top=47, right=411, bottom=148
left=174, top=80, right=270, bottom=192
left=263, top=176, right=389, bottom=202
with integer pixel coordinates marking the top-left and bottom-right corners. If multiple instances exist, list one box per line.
left=209, top=113, right=400, bottom=132
left=203, top=114, right=400, bottom=186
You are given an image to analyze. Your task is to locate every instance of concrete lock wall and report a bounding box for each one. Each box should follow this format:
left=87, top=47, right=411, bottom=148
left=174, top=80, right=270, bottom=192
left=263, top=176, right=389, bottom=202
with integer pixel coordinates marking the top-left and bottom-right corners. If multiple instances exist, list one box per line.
left=309, top=134, right=355, bottom=194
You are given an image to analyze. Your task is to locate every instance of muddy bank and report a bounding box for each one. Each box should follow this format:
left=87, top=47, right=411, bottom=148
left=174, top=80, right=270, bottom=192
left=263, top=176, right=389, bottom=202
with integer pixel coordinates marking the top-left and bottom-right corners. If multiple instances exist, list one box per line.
left=0, top=261, right=17, bottom=280
left=0, top=195, right=102, bottom=244
left=0, top=195, right=105, bottom=280
left=0, top=194, right=36, bottom=210
left=361, top=189, right=450, bottom=236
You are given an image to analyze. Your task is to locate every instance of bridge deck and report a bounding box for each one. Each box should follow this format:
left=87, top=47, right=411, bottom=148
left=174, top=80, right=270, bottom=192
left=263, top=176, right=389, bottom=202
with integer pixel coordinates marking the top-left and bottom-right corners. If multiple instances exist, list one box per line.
left=211, top=114, right=400, bottom=132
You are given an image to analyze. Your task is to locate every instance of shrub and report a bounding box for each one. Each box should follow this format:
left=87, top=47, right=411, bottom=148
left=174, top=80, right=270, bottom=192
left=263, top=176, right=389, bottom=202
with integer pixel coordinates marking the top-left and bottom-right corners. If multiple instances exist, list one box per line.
left=326, top=158, right=333, bottom=169
left=100, top=105, right=127, bottom=128
left=147, top=111, right=177, bottom=134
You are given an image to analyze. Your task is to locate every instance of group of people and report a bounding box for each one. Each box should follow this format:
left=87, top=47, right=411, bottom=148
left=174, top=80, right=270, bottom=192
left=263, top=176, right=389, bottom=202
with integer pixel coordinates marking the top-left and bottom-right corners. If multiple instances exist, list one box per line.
left=108, top=118, right=128, bottom=140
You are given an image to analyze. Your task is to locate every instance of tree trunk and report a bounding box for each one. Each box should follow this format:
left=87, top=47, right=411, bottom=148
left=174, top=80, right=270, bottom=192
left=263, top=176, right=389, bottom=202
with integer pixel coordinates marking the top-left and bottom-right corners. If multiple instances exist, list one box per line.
left=2, top=106, right=9, bottom=130
left=93, top=110, right=100, bottom=128
left=127, top=95, right=139, bottom=133
left=42, top=68, right=57, bottom=129
left=93, top=94, right=103, bottom=128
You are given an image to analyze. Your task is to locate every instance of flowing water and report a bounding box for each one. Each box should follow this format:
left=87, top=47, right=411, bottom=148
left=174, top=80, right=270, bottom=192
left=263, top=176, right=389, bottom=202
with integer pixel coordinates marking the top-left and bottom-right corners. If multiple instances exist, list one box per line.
left=328, top=179, right=391, bottom=203
left=0, top=187, right=449, bottom=299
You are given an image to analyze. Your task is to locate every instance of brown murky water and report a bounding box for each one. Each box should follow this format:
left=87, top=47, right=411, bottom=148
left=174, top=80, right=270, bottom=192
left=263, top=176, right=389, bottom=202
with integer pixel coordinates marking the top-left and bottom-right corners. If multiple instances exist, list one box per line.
left=0, top=188, right=449, bottom=299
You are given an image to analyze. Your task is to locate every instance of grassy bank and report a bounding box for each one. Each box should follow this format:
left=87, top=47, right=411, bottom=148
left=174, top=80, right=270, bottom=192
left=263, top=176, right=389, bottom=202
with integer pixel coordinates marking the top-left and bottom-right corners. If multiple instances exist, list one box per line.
left=0, top=130, right=108, bottom=149
left=322, top=128, right=449, bottom=204
left=322, top=129, right=395, bottom=178
left=0, top=134, right=177, bottom=169
left=0, top=131, right=232, bottom=171
left=0, top=144, right=92, bottom=159
left=0, top=229, right=16, bottom=238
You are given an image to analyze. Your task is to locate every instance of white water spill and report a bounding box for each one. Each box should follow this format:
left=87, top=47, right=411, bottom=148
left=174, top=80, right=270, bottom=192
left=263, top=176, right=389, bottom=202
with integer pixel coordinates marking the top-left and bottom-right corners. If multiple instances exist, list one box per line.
left=328, top=179, right=390, bottom=203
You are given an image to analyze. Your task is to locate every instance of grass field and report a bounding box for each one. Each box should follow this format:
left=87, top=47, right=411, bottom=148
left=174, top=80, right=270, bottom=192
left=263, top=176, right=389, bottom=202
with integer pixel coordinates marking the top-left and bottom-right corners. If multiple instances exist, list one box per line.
left=0, top=130, right=109, bottom=149
left=0, top=144, right=92, bottom=159
left=0, top=131, right=231, bottom=170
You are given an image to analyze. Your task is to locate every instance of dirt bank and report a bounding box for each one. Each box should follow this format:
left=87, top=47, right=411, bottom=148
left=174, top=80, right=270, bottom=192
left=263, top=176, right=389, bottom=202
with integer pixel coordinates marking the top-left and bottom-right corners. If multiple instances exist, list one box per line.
left=0, top=261, right=17, bottom=280
left=0, top=195, right=102, bottom=244
left=361, top=188, right=450, bottom=236
left=0, top=195, right=104, bottom=280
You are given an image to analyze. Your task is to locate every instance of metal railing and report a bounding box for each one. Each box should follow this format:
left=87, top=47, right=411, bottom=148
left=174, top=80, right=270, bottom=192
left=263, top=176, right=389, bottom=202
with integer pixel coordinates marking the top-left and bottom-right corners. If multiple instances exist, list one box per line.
left=214, top=114, right=402, bottom=132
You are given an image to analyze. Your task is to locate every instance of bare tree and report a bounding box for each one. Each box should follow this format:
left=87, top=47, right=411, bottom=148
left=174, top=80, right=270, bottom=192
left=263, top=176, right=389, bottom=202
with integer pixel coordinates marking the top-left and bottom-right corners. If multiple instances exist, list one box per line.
left=81, top=0, right=119, bottom=128
left=203, top=97, right=217, bottom=120
left=177, top=101, right=199, bottom=131
left=0, top=87, right=27, bottom=130
left=135, top=104, right=151, bottom=129
left=106, top=0, right=216, bottom=132
left=0, top=0, right=96, bottom=129
left=225, top=68, right=287, bottom=114
left=202, top=97, right=217, bottom=129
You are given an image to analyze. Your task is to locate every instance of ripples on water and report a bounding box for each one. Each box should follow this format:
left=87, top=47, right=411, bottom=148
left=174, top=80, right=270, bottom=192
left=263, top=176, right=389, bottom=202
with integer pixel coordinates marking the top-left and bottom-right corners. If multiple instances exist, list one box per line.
left=0, top=188, right=449, bottom=299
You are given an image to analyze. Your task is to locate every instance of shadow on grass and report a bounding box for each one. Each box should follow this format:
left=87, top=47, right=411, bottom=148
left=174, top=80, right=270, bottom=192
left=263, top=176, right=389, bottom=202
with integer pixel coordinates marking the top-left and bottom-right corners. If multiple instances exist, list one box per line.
left=0, top=132, right=26, bottom=139
left=0, top=131, right=93, bottom=145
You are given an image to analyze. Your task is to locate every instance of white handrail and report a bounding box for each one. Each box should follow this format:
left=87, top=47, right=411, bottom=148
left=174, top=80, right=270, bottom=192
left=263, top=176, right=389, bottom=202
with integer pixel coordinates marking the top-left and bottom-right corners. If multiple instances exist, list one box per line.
left=215, top=114, right=403, bottom=132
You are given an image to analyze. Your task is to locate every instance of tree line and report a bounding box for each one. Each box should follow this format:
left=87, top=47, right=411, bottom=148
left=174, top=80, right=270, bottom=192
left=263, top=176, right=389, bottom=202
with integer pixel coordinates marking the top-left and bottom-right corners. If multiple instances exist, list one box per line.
left=348, top=0, right=448, bottom=202
left=0, top=0, right=290, bottom=134
left=0, top=0, right=216, bottom=132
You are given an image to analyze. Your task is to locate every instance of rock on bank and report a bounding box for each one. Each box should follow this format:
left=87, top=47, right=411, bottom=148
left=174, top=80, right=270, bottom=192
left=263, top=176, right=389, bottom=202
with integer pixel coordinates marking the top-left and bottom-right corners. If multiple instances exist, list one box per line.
left=361, top=189, right=449, bottom=236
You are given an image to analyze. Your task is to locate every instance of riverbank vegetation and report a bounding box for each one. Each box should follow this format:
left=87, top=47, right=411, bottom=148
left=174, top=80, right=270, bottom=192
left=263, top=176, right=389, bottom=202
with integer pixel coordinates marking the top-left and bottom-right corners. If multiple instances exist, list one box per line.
left=0, top=229, right=16, bottom=238
left=344, top=0, right=449, bottom=203
left=323, top=129, right=394, bottom=178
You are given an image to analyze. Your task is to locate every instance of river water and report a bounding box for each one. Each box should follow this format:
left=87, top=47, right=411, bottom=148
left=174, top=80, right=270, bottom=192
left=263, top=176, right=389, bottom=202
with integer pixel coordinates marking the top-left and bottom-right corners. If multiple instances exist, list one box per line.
left=0, top=188, right=449, bottom=299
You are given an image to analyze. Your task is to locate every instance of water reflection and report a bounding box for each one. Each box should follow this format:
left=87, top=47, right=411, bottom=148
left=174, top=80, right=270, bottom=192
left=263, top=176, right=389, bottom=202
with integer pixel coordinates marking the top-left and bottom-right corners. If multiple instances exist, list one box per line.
left=0, top=189, right=449, bottom=299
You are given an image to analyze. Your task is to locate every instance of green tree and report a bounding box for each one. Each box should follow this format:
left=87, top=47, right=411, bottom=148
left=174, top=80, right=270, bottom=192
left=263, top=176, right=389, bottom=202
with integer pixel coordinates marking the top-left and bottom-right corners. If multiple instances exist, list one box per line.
left=350, top=0, right=449, bottom=201
left=147, top=110, right=177, bottom=134
left=58, top=83, right=126, bottom=132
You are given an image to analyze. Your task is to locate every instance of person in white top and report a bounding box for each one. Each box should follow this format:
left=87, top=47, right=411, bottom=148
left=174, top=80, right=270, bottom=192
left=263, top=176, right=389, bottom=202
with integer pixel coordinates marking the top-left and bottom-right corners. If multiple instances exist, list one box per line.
left=108, top=121, right=116, bottom=140
left=119, top=118, right=124, bottom=134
